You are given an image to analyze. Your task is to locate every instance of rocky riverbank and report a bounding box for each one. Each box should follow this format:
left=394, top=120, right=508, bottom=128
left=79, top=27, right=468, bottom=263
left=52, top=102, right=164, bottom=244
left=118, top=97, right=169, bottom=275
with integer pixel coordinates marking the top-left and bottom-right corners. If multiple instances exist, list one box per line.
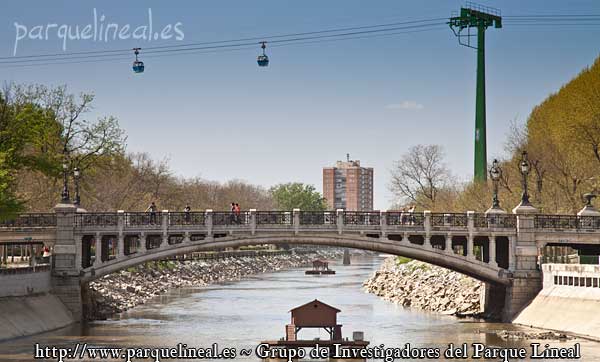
left=363, top=257, right=482, bottom=316
left=85, top=249, right=342, bottom=320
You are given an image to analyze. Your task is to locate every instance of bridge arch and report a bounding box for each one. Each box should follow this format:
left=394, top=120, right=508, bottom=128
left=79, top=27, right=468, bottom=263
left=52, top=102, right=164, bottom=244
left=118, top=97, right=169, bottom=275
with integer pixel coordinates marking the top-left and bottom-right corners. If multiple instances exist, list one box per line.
left=81, top=234, right=511, bottom=286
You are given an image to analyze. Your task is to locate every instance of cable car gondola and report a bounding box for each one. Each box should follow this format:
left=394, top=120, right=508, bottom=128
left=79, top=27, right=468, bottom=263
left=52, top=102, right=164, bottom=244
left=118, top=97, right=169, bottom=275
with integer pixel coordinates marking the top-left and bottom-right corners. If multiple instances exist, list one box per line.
left=257, top=42, right=269, bottom=67
left=132, top=48, right=144, bottom=73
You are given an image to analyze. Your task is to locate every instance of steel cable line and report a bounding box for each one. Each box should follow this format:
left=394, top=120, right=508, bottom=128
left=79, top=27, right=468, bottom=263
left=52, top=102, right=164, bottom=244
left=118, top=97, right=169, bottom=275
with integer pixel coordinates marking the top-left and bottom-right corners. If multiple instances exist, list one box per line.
left=141, top=22, right=446, bottom=55
left=504, top=14, right=600, bottom=18
left=0, top=17, right=447, bottom=61
left=2, top=13, right=598, bottom=68
left=0, top=21, right=445, bottom=65
left=0, top=26, right=447, bottom=69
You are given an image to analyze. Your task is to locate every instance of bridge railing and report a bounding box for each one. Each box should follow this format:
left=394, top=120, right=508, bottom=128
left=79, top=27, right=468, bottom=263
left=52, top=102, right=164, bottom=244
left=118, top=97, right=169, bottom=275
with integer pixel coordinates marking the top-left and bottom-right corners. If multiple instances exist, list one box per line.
left=256, top=211, right=292, bottom=225
left=473, top=213, right=517, bottom=229
left=168, top=212, right=206, bottom=226
left=212, top=211, right=250, bottom=226
left=299, top=211, right=337, bottom=226
left=344, top=211, right=380, bottom=227
left=0, top=213, right=56, bottom=228
left=8, top=210, right=600, bottom=233
left=534, top=214, right=600, bottom=230
left=124, top=212, right=160, bottom=227
left=385, top=212, right=425, bottom=228
left=75, top=213, right=119, bottom=227
left=431, top=213, right=468, bottom=228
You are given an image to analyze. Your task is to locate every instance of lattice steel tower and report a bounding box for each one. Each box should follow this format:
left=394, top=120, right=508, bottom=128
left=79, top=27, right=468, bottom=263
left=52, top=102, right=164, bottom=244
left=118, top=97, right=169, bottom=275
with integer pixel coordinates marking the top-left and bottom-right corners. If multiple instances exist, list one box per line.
left=449, top=2, right=502, bottom=181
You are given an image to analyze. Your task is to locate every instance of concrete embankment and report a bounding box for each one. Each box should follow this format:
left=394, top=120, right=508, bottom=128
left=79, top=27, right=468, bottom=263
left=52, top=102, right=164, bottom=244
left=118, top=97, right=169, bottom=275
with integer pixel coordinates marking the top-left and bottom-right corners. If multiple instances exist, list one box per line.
left=86, top=249, right=343, bottom=320
left=514, top=264, right=600, bottom=340
left=363, top=257, right=482, bottom=316
left=0, top=293, right=74, bottom=342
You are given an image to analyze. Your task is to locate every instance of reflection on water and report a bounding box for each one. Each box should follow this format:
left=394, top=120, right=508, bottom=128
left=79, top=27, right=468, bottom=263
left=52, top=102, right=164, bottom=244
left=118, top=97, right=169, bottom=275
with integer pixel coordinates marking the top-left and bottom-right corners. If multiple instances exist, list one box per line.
left=1, top=255, right=599, bottom=361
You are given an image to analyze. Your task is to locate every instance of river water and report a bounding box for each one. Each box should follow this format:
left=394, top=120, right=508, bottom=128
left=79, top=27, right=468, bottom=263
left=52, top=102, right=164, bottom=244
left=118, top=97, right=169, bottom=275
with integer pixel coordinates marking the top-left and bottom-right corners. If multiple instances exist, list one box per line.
left=1, top=255, right=599, bottom=361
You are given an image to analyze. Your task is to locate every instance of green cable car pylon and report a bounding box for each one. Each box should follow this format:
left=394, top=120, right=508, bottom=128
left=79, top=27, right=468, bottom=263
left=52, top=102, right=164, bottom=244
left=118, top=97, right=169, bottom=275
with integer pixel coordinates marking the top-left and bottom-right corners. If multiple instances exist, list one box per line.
left=449, top=2, right=502, bottom=181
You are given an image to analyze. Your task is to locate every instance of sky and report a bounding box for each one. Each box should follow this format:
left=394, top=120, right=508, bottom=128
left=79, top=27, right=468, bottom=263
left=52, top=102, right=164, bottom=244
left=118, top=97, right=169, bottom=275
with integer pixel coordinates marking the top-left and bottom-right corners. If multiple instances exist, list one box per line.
left=1, top=0, right=599, bottom=210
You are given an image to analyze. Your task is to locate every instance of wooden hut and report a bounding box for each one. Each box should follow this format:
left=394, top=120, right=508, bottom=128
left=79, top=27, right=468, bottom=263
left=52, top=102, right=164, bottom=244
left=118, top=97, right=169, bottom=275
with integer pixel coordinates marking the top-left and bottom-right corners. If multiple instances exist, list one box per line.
left=286, top=299, right=342, bottom=341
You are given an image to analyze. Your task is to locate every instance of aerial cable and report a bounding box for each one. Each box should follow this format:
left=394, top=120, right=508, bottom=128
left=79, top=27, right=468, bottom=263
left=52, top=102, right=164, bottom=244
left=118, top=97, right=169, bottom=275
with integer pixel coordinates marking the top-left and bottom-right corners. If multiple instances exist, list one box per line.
left=0, top=17, right=447, bottom=61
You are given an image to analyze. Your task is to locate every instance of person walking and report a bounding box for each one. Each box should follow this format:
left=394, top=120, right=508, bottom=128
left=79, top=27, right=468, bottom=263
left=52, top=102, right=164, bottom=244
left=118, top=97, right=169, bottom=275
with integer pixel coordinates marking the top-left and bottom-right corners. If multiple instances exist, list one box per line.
left=146, top=202, right=157, bottom=224
left=230, top=202, right=236, bottom=225
left=234, top=203, right=241, bottom=224
left=400, top=207, right=407, bottom=225
left=408, top=204, right=416, bottom=225
left=183, top=204, right=191, bottom=224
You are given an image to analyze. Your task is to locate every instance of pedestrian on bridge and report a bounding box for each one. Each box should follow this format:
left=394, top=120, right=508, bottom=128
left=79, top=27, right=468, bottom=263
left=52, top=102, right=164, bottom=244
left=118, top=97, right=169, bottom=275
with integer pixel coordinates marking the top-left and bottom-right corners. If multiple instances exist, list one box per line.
left=230, top=202, right=236, bottom=225
left=234, top=203, right=241, bottom=224
left=146, top=202, right=158, bottom=224
left=407, top=205, right=416, bottom=225
left=183, top=204, right=191, bottom=223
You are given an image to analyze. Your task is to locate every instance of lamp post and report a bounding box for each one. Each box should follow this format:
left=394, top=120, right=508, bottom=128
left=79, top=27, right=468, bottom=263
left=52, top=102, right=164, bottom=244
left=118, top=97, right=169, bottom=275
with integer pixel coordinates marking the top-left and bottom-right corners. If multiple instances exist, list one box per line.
left=60, top=150, right=70, bottom=203
left=489, top=159, right=502, bottom=210
left=73, top=167, right=81, bottom=207
left=519, top=151, right=531, bottom=206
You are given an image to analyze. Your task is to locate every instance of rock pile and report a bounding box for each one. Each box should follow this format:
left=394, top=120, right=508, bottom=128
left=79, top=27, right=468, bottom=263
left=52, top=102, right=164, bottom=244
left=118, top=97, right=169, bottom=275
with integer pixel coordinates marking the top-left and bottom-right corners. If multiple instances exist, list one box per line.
left=363, top=257, right=482, bottom=316
left=86, top=250, right=341, bottom=320
left=495, top=330, right=572, bottom=341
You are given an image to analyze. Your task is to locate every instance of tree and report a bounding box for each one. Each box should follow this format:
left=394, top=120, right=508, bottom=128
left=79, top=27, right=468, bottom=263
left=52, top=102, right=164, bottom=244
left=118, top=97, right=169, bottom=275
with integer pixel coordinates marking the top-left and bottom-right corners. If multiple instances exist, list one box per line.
left=389, top=144, right=452, bottom=210
left=269, top=183, right=326, bottom=211
left=7, top=84, right=126, bottom=173
left=0, top=87, right=62, bottom=216
left=0, top=83, right=126, bottom=212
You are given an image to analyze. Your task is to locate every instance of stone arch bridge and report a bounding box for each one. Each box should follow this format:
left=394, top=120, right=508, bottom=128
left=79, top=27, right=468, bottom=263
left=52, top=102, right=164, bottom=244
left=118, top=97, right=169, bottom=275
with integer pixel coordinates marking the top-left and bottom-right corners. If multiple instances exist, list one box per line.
left=3, top=204, right=600, bottom=322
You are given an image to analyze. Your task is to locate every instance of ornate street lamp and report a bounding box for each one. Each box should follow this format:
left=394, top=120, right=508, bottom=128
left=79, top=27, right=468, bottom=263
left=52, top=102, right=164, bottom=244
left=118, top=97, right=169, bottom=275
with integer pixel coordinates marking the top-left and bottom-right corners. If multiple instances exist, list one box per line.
left=583, top=193, right=597, bottom=207
left=73, top=167, right=81, bottom=207
left=61, top=161, right=71, bottom=204
left=519, top=151, right=531, bottom=206
left=489, top=159, right=502, bottom=209
left=60, top=150, right=70, bottom=203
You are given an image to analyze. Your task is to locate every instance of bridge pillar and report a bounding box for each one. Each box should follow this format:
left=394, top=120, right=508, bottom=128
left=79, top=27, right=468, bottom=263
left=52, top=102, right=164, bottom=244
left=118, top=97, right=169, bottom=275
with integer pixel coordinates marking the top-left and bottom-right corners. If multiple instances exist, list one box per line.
left=74, top=235, right=83, bottom=271
left=117, top=210, right=125, bottom=259
left=117, top=235, right=125, bottom=259
left=489, top=234, right=498, bottom=268
left=250, top=209, right=257, bottom=235
left=466, top=236, right=474, bottom=260
left=481, top=282, right=506, bottom=319
left=205, top=209, right=213, bottom=237
left=161, top=210, right=169, bottom=248
left=140, top=232, right=147, bottom=253
left=93, top=232, right=102, bottom=267
left=508, top=236, right=516, bottom=270
left=336, top=209, right=344, bottom=235
left=51, top=202, right=82, bottom=321
left=466, top=211, right=475, bottom=260
left=423, top=211, right=432, bottom=248
left=499, top=204, right=542, bottom=322
left=445, top=232, right=452, bottom=254
left=380, top=211, right=387, bottom=238
left=293, top=209, right=300, bottom=235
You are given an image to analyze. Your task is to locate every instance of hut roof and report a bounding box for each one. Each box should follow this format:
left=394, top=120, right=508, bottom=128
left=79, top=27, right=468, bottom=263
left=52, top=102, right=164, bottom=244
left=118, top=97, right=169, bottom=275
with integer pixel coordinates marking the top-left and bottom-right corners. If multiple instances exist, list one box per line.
left=289, top=299, right=341, bottom=313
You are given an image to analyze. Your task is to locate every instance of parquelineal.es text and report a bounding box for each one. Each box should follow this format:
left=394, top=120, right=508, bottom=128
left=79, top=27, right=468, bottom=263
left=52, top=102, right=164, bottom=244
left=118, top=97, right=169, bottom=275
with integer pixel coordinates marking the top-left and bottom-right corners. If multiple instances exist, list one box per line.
left=13, top=8, right=184, bottom=55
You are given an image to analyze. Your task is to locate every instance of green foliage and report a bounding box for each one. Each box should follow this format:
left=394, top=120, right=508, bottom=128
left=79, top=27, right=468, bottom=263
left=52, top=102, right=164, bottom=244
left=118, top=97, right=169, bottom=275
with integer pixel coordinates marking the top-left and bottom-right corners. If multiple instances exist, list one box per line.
left=524, top=57, right=600, bottom=212
left=0, top=153, right=22, bottom=219
left=0, top=83, right=126, bottom=212
left=396, top=256, right=412, bottom=265
left=389, top=56, right=600, bottom=214
left=269, top=182, right=326, bottom=211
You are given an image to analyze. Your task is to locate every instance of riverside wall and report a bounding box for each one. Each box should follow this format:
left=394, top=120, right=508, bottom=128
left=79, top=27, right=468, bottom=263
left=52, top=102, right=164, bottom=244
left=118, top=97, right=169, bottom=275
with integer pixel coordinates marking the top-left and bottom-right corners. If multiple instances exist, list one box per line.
left=514, top=263, right=600, bottom=340
left=0, top=293, right=74, bottom=342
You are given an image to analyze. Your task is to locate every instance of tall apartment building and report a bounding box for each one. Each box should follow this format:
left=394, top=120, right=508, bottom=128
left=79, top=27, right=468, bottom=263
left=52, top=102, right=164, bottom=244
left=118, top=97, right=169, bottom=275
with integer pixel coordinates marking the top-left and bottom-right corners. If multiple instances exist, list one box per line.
left=323, top=155, right=374, bottom=211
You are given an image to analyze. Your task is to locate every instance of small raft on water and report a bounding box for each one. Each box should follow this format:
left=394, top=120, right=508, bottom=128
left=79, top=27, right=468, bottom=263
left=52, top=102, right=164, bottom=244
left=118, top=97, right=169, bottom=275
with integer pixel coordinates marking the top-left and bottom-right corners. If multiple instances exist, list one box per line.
left=305, top=259, right=336, bottom=275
